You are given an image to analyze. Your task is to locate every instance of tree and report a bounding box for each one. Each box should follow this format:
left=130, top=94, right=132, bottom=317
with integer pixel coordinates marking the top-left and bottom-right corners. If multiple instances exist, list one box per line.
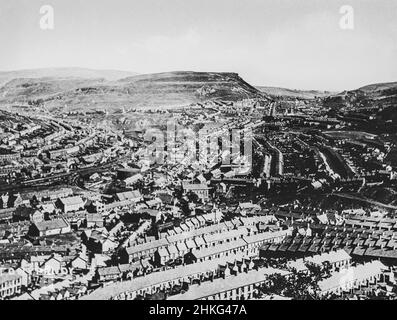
left=186, top=191, right=199, bottom=203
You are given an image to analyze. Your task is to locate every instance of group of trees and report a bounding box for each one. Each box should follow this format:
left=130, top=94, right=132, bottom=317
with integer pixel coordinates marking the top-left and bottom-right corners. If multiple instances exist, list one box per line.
left=257, top=271, right=320, bottom=300
left=256, top=261, right=332, bottom=300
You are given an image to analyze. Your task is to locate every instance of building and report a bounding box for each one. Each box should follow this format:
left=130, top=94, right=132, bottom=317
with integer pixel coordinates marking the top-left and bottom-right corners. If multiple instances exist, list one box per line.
left=69, top=255, right=88, bottom=271
left=21, top=188, right=73, bottom=202
left=86, top=231, right=117, bottom=254
left=41, top=254, right=64, bottom=275
left=168, top=268, right=290, bottom=300
left=185, top=229, right=290, bottom=264
left=182, top=183, right=210, bottom=201
left=86, top=213, right=104, bottom=228
left=124, top=174, right=143, bottom=186
left=82, top=252, right=264, bottom=300
left=0, top=273, right=22, bottom=299
left=304, top=249, right=351, bottom=271
left=0, top=208, right=14, bottom=223
left=318, top=260, right=387, bottom=296
left=122, top=238, right=169, bottom=263
left=29, top=218, right=71, bottom=237
left=58, top=196, right=85, bottom=213
left=116, top=191, right=142, bottom=203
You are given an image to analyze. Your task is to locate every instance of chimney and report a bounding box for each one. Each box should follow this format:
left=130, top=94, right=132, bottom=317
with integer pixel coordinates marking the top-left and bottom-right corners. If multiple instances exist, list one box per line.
left=381, top=242, right=386, bottom=249
left=1, top=193, right=9, bottom=209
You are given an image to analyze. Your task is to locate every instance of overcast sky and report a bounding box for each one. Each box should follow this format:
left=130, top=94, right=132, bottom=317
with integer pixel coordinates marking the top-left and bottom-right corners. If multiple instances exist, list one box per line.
left=0, top=0, right=396, bottom=91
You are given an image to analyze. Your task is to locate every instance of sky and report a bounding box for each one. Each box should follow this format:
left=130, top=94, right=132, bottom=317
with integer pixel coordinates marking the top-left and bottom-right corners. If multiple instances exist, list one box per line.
left=0, top=0, right=396, bottom=91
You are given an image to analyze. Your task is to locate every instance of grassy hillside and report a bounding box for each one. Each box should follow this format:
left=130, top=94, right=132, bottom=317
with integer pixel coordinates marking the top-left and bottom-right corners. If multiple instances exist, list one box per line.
left=0, top=71, right=266, bottom=111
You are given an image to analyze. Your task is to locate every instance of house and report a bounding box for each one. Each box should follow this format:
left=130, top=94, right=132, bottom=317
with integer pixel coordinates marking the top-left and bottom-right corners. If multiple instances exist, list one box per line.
left=168, top=268, right=290, bottom=300
left=58, top=196, right=85, bottom=213
left=202, top=211, right=224, bottom=224
left=124, top=174, right=143, bottom=186
left=185, top=239, right=249, bottom=264
left=195, top=215, right=206, bottom=227
left=69, top=255, right=88, bottom=271
left=20, top=188, right=73, bottom=203
left=64, top=210, right=86, bottom=229
left=0, top=273, right=22, bottom=299
left=94, top=260, right=150, bottom=283
left=85, top=213, right=104, bottom=228
left=15, top=267, right=32, bottom=287
left=237, top=202, right=261, bottom=216
left=318, top=260, right=387, bottom=296
left=92, top=254, right=112, bottom=268
left=185, top=220, right=195, bottom=230
left=82, top=252, right=261, bottom=300
left=182, top=183, right=210, bottom=201
left=13, top=193, right=30, bottom=207
left=41, top=254, right=64, bottom=275
left=166, top=244, right=180, bottom=261
left=86, top=230, right=117, bottom=254
left=122, top=238, right=169, bottom=263
left=30, top=255, right=51, bottom=271
left=146, top=198, right=162, bottom=209
left=40, top=202, right=56, bottom=214
left=96, top=266, right=121, bottom=283
left=139, top=209, right=163, bottom=223
left=176, top=242, right=189, bottom=257
left=109, top=221, right=125, bottom=237
left=29, top=218, right=71, bottom=237
left=305, top=249, right=351, bottom=271
left=154, top=247, right=170, bottom=266
left=116, top=191, right=142, bottom=203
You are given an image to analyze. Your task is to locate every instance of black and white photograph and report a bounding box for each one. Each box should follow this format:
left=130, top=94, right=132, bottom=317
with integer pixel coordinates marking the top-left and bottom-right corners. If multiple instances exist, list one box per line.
left=0, top=0, right=397, bottom=306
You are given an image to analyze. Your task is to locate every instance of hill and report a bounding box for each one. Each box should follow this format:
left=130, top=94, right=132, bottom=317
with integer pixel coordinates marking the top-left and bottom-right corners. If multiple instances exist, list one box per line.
left=0, top=67, right=138, bottom=87
left=0, top=71, right=266, bottom=111
left=256, top=86, right=333, bottom=99
left=322, top=82, right=397, bottom=120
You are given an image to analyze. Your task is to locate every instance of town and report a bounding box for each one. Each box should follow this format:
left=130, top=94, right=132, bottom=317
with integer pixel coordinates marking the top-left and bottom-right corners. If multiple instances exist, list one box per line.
left=0, top=89, right=396, bottom=301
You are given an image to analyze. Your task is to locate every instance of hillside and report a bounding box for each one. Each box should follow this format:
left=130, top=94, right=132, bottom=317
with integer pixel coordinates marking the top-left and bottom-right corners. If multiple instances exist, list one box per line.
left=322, top=82, right=397, bottom=123
left=323, top=82, right=397, bottom=110
left=0, top=71, right=266, bottom=111
left=256, top=86, right=333, bottom=99
left=358, top=82, right=397, bottom=93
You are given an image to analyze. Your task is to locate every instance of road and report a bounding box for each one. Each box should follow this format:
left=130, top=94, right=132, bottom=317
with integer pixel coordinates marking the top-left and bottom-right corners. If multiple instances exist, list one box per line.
left=331, top=193, right=397, bottom=210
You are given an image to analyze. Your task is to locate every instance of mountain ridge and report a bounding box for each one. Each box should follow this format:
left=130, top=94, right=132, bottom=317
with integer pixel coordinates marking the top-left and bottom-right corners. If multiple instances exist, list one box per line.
left=0, top=67, right=138, bottom=82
